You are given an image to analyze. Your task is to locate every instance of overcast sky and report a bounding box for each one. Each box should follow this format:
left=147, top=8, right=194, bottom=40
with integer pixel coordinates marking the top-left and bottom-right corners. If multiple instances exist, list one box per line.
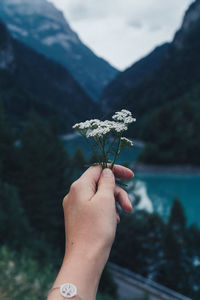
left=48, top=0, right=194, bottom=70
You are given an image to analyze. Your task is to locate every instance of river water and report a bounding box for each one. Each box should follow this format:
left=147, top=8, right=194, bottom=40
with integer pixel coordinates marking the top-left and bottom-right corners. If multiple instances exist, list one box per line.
left=63, top=135, right=200, bottom=227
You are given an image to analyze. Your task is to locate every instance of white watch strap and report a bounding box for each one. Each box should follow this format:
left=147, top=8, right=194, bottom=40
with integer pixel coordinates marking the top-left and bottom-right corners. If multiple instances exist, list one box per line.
left=49, top=283, right=82, bottom=299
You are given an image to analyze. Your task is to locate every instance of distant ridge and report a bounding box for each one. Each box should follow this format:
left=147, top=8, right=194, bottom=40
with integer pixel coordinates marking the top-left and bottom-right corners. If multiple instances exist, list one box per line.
left=101, top=43, right=169, bottom=112
left=101, top=0, right=200, bottom=165
left=0, top=20, right=98, bottom=131
left=0, top=0, right=118, bottom=101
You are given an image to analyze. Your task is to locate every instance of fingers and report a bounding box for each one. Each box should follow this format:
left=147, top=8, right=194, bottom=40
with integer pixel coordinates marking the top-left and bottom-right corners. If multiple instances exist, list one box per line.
left=80, top=164, right=133, bottom=185
left=71, top=164, right=134, bottom=200
left=115, top=186, right=132, bottom=213
left=109, top=164, right=134, bottom=180
left=97, top=168, right=115, bottom=195
left=79, top=165, right=102, bottom=194
left=116, top=205, right=120, bottom=224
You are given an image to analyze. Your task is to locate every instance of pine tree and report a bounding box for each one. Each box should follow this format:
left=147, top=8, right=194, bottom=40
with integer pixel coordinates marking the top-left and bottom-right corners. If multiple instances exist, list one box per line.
left=0, top=182, right=30, bottom=249
left=158, top=198, right=187, bottom=292
left=18, top=113, right=69, bottom=245
left=0, top=103, right=16, bottom=183
left=184, top=225, right=200, bottom=299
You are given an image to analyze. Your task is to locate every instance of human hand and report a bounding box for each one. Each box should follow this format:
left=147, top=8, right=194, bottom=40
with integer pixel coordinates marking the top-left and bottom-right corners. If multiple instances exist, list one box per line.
left=63, top=165, right=133, bottom=262
left=48, top=165, right=133, bottom=300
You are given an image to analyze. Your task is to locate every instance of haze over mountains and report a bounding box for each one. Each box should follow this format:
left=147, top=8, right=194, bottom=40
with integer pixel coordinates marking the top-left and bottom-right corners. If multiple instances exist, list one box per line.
left=0, top=0, right=118, bottom=101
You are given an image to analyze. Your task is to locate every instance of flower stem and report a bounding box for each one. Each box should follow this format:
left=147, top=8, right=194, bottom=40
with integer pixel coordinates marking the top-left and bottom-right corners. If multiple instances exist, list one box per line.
left=102, top=137, right=108, bottom=168
left=98, top=137, right=107, bottom=168
left=107, top=136, right=117, bottom=156
left=110, top=134, right=122, bottom=169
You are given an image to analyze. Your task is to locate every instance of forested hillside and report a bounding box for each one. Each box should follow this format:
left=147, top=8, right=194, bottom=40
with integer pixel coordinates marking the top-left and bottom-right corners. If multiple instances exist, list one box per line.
left=0, top=21, right=98, bottom=132
left=0, top=0, right=118, bottom=100
left=101, top=43, right=169, bottom=112
left=102, top=0, right=200, bottom=165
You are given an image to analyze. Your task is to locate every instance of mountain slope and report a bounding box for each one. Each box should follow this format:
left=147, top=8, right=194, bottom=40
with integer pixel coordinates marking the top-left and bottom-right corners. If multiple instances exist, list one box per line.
left=117, top=0, right=200, bottom=164
left=0, top=20, right=98, bottom=131
left=0, top=0, right=118, bottom=101
left=101, top=43, right=169, bottom=112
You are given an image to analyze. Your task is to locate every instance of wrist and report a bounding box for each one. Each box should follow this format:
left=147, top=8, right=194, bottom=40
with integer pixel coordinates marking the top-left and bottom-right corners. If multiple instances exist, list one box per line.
left=51, top=247, right=110, bottom=300
left=64, top=236, right=112, bottom=272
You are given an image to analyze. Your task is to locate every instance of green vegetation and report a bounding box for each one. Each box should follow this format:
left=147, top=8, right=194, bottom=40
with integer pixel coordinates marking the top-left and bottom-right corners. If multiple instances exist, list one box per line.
left=123, top=19, right=200, bottom=165
left=1, top=104, right=200, bottom=299
left=0, top=107, right=117, bottom=299
left=0, top=247, right=54, bottom=300
left=111, top=199, right=200, bottom=299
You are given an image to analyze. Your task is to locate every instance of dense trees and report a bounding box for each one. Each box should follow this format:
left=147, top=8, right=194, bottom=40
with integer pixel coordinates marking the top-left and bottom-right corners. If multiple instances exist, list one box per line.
left=18, top=113, right=68, bottom=244
left=0, top=107, right=200, bottom=299
left=111, top=199, right=200, bottom=299
left=0, top=108, right=118, bottom=299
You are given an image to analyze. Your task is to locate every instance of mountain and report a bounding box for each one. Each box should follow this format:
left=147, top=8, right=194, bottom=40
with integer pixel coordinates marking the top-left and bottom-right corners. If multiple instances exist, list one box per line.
left=0, top=20, right=98, bottom=132
left=101, top=43, right=169, bottom=112
left=102, top=0, right=200, bottom=165
left=0, top=0, right=118, bottom=101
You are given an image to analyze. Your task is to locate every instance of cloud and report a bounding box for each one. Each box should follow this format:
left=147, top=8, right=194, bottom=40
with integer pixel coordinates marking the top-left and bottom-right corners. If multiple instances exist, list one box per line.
left=48, top=0, right=194, bottom=69
left=127, top=19, right=143, bottom=29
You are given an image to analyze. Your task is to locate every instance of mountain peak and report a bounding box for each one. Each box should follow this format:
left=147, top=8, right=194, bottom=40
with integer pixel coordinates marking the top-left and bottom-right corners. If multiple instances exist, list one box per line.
left=0, top=21, right=15, bottom=71
left=0, top=0, right=118, bottom=100
left=173, top=0, right=200, bottom=49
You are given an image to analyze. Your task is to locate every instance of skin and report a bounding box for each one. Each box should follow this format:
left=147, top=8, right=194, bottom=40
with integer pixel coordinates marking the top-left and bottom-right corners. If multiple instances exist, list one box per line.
left=47, top=165, right=134, bottom=300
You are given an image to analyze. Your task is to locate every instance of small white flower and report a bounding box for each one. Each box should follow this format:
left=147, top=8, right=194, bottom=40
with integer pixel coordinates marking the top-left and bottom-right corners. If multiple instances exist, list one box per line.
left=112, top=122, right=128, bottom=133
left=73, top=119, right=101, bottom=130
left=88, top=126, right=111, bottom=138
left=112, top=109, right=136, bottom=124
left=124, top=116, right=136, bottom=124
left=121, top=137, right=133, bottom=147
left=121, top=109, right=132, bottom=116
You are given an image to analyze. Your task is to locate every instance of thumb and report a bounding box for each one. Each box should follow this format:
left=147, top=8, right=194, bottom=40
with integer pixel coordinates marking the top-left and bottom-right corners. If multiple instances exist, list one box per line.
left=97, top=168, right=115, bottom=195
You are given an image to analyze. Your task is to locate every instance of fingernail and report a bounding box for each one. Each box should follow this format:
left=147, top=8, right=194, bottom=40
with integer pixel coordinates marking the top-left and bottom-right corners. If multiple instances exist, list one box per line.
left=102, top=168, right=113, bottom=177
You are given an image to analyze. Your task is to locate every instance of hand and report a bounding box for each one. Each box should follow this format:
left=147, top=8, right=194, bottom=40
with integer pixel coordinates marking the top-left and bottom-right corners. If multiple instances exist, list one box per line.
left=48, top=165, right=133, bottom=300
left=63, top=165, right=133, bottom=259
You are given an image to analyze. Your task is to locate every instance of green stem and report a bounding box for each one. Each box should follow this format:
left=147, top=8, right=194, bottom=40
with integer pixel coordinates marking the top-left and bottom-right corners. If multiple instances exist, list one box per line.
left=110, top=134, right=122, bottom=169
left=102, top=137, right=108, bottom=168
left=98, top=137, right=107, bottom=168
left=107, top=136, right=117, bottom=156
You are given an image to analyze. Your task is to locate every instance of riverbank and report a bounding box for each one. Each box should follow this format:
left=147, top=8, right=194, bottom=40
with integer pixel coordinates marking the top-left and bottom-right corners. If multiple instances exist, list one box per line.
left=133, top=162, right=200, bottom=174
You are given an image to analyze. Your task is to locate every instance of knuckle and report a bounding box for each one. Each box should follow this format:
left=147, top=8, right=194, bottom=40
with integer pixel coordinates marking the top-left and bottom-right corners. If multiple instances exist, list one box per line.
left=62, top=195, right=68, bottom=208
left=70, top=180, right=79, bottom=192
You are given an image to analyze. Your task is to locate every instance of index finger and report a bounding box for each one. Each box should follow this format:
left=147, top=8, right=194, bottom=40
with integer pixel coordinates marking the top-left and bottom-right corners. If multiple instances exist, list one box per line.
left=112, top=164, right=134, bottom=180
left=76, top=165, right=133, bottom=200
left=80, top=164, right=134, bottom=184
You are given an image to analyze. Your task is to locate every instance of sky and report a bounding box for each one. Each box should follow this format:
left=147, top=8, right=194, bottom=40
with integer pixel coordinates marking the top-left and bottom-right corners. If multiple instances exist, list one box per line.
left=48, top=0, right=194, bottom=70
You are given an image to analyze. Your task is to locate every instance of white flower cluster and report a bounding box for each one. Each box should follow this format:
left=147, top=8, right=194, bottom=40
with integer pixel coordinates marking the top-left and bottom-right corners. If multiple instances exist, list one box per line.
left=73, top=109, right=135, bottom=139
left=87, top=126, right=110, bottom=138
left=120, top=137, right=133, bottom=147
left=112, top=109, right=136, bottom=124
left=73, top=119, right=101, bottom=130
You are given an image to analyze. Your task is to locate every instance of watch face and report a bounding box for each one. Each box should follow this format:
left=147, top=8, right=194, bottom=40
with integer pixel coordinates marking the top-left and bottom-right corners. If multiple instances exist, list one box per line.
left=60, top=283, right=77, bottom=298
